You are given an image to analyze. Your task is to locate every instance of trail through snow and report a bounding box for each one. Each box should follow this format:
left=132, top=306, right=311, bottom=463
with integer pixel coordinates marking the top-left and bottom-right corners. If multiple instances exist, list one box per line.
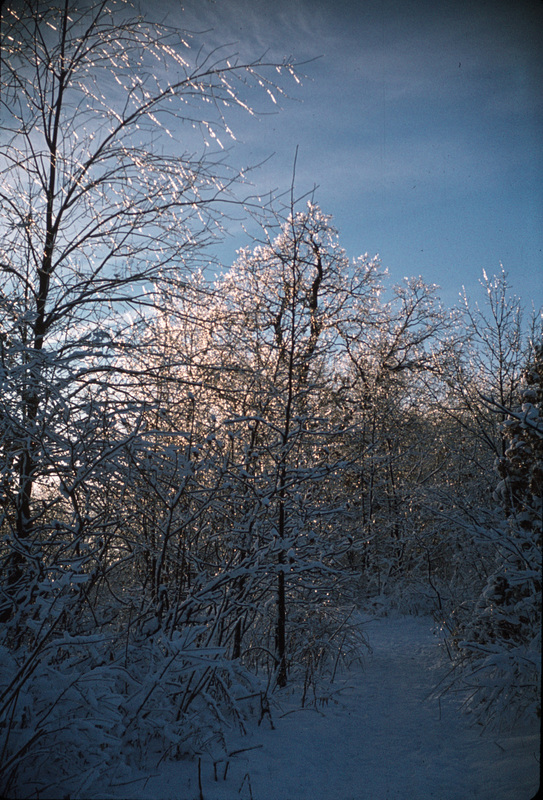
left=100, top=614, right=540, bottom=800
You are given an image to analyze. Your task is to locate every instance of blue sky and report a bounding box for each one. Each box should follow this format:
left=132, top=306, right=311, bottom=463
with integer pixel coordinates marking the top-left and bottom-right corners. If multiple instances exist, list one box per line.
left=155, top=0, right=542, bottom=313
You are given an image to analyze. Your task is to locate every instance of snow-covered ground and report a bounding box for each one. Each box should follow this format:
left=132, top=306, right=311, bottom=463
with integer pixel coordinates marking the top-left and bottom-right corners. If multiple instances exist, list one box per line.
left=97, top=614, right=540, bottom=800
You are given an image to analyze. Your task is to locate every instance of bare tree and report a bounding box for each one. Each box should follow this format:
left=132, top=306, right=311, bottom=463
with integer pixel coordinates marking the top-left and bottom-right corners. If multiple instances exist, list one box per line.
left=0, top=0, right=298, bottom=622
left=436, top=268, right=527, bottom=461
left=205, top=202, right=380, bottom=686
left=0, top=3, right=301, bottom=793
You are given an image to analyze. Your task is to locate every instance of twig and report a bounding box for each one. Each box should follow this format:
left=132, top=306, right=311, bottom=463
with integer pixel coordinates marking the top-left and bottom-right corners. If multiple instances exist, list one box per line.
left=198, top=756, right=204, bottom=800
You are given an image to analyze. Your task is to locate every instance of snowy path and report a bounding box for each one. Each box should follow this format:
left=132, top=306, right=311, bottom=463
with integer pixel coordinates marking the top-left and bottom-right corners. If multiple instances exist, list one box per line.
left=101, top=615, right=540, bottom=800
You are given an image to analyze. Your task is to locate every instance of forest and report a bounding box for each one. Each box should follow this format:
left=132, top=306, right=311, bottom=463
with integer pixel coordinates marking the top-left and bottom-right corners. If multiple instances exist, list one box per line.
left=0, top=2, right=541, bottom=798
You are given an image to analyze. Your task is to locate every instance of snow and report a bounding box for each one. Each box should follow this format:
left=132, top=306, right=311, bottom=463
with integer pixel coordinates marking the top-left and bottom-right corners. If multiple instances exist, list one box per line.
left=94, top=614, right=540, bottom=800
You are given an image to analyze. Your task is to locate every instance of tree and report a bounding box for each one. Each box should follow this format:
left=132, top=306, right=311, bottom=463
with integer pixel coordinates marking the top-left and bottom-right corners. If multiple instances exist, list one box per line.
left=337, top=274, right=457, bottom=610
left=203, top=201, right=380, bottom=686
left=0, top=0, right=296, bottom=622
left=436, top=269, right=526, bottom=466
left=0, top=2, right=300, bottom=793
left=449, top=335, right=542, bottom=727
left=392, top=269, right=535, bottom=620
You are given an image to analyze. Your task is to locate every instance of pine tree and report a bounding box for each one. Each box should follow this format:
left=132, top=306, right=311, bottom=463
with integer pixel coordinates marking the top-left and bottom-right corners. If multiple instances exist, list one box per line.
left=454, top=337, right=542, bottom=726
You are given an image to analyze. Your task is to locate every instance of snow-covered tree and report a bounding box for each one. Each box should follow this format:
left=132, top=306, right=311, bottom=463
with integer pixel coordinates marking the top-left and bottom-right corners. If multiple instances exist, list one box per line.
left=336, top=275, right=458, bottom=610
left=451, top=336, right=542, bottom=727
left=205, top=202, right=380, bottom=686
left=0, top=2, right=299, bottom=794
left=0, top=0, right=297, bottom=625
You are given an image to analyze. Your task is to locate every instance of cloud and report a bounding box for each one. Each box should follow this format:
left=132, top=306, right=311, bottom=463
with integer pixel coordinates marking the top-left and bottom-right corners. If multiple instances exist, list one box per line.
left=139, top=0, right=542, bottom=307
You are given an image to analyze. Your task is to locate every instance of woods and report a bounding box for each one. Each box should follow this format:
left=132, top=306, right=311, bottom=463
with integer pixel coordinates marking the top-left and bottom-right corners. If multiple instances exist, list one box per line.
left=0, top=2, right=541, bottom=797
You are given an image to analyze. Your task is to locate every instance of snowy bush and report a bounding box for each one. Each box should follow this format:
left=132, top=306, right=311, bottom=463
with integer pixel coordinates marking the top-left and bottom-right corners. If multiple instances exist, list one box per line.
left=290, top=604, right=370, bottom=708
left=0, top=623, right=257, bottom=798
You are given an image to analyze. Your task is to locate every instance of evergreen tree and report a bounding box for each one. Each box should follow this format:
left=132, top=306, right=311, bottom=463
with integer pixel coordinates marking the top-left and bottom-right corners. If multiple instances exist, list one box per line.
left=453, top=337, right=542, bottom=726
